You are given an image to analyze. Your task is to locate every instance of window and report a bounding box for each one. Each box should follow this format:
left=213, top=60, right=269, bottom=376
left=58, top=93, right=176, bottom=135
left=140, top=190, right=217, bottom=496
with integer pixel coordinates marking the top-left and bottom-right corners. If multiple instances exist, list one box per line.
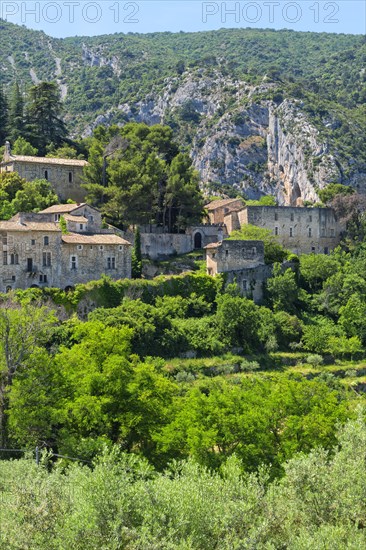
left=119, top=245, right=123, bottom=251
left=77, top=245, right=83, bottom=250
left=99, top=245, right=104, bottom=250
left=79, top=224, right=84, bottom=231
left=242, top=280, right=248, bottom=291
left=12, top=275, right=16, bottom=282
left=225, top=249, right=229, bottom=257
left=275, top=226, right=278, bottom=236
left=31, top=239, right=36, bottom=246
left=311, top=247, right=316, bottom=252
left=10, top=253, right=18, bottom=265
left=274, top=212, right=278, bottom=221
left=107, top=257, right=116, bottom=269
left=290, top=213, right=294, bottom=221
left=289, top=227, right=293, bottom=237
left=3, top=252, right=7, bottom=265
left=71, top=256, right=77, bottom=270
left=54, top=214, right=60, bottom=222
left=68, top=171, right=73, bottom=183
left=90, top=246, right=93, bottom=249
left=44, top=236, right=49, bottom=246
left=2, top=235, right=7, bottom=245
left=309, top=215, right=312, bottom=222
left=27, top=258, right=33, bottom=272
left=39, top=274, right=47, bottom=283
left=42, top=252, right=51, bottom=267
left=252, top=247, right=257, bottom=255
left=308, top=228, right=312, bottom=237
left=324, top=247, right=329, bottom=255
left=44, top=170, right=48, bottom=180
left=89, top=215, right=94, bottom=222
left=330, top=228, right=335, bottom=237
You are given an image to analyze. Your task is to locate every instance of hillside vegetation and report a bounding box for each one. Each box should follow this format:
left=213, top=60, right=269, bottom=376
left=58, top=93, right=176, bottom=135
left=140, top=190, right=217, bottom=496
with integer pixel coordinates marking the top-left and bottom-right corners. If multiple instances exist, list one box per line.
left=0, top=21, right=365, bottom=199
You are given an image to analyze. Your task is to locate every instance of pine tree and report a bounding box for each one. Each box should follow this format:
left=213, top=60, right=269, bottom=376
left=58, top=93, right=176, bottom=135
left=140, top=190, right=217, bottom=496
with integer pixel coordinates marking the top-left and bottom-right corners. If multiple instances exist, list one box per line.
left=8, top=82, right=24, bottom=143
left=26, top=82, right=67, bottom=155
left=0, top=86, right=9, bottom=144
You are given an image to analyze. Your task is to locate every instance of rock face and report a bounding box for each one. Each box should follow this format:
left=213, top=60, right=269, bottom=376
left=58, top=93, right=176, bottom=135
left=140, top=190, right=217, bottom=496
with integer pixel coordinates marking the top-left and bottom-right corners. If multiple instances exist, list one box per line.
left=91, top=72, right=347, bottom=205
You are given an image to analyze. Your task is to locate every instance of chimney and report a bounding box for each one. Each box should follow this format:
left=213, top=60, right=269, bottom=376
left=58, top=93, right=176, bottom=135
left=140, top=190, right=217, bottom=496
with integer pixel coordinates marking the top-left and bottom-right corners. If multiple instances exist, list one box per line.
left=4, top=141, right=11, bottom=161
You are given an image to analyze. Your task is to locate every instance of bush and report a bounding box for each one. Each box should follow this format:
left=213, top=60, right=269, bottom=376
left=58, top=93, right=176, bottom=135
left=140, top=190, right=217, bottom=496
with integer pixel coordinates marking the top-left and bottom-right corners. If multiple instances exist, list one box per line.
left=306, top=354, right=324, bottom=367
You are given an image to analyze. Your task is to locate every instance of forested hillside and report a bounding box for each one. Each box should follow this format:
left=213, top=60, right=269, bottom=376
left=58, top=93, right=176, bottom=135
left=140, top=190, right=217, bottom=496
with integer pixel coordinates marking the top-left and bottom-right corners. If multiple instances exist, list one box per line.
left=0, top=20, right=365, bottom=201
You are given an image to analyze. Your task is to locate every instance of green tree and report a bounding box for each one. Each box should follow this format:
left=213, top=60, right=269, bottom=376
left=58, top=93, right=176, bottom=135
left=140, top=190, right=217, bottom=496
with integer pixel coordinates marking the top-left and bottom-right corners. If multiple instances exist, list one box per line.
left=0, top=86, right=9, bottom=144
left=266, top=264, right=299, bottom=312
left=25, top=82, right=67, bottom=155
left=318, top=183, right=354, bottom=204
left=0, top=302, right=57, bottom=446
left=11, top=179, right=58, bottom=213
left=131, top=226, right=142, bottom=278
left=7, top=82, right=25, bottom=143
left=229, top=225, right=288, bottom=264
left=12, top=136, right=38, bottom=155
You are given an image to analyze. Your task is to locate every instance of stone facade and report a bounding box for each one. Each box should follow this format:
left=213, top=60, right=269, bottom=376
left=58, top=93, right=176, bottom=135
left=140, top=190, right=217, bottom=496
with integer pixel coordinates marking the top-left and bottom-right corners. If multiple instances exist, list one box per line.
left=205, top=239, right=270, bottom=302
left=205, top=198, right=245, bottom=224
left=238, top=205, right=344, bottom=254
left=0, top=203, right=131, bottom=293
left=0, top=142, right=88, bottom=203
left=128, top=224, right=225, bottom=260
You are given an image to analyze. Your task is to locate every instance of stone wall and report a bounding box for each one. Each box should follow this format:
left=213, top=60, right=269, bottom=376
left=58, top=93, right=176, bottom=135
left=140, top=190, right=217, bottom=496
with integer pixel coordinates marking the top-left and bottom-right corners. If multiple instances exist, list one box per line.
left=206, top=240, right=265, bottom=276
left=140, top=225, right=225, bottom=259
left=61, top=242, right=131, bottom=287
left=0, top=227, right=62, bottom=293
left=239, top=205, right=343, bottom=254
left=1, top=160, right=86, bottom=203
left=224, top=264, right=272, bottom=303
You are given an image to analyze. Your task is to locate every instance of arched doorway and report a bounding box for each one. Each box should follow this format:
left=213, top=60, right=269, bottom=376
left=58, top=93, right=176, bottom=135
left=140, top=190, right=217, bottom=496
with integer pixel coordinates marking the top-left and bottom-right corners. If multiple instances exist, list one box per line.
left=194, top=232, right=202, bottom=249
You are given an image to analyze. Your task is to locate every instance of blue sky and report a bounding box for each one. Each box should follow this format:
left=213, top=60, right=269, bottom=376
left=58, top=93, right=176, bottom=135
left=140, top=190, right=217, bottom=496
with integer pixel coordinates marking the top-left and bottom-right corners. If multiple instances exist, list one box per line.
left=0, top=1, right=364, bottom=37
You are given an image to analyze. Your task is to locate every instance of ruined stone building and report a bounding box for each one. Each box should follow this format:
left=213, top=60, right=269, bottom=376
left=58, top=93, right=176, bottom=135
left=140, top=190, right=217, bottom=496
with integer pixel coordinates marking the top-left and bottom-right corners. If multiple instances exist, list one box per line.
left=205, top=239, right=271, bottom=302
left=0, top=142, right=88, bottom=203
left=237, top=205, right=343, bottom=254
left=0, top=203, right=131, bottom=293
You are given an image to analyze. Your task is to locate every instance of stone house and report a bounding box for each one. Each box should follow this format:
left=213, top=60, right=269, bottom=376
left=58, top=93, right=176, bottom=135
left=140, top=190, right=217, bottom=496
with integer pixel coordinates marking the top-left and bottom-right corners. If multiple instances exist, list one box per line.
left=0, top=142, right=88, bottom=203
left=0, top=203, right=131, bottom=293
left=205, top=239, right=271, bottom=302
left=205, top=198, right=245, bottom=225
left=238, top=205, right=344, bottom=254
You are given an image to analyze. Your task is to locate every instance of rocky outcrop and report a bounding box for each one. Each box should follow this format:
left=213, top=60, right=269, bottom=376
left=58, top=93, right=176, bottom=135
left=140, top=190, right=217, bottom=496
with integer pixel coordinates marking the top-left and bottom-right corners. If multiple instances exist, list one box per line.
left=82, top=71, right=352, bottom=204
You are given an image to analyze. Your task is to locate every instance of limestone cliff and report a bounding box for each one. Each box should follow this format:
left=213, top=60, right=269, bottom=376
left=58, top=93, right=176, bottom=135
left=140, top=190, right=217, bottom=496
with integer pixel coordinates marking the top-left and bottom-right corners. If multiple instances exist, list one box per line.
left=84, top=71, right=357, bottom=205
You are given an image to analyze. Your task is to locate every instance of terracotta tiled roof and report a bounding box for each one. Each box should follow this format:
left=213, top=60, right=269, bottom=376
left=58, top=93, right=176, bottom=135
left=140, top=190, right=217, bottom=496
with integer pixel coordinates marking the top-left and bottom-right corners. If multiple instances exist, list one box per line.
left=0, top=220, right=61, bottom=232
left=64, top=214, right=88, bottom=223
left=2, top=155, right=88, bottom=167
left=62, top=233, right=131, bottom=245
left=39, top=204, right=86, bottom=214
left=205, top=199, right=244, bottom=210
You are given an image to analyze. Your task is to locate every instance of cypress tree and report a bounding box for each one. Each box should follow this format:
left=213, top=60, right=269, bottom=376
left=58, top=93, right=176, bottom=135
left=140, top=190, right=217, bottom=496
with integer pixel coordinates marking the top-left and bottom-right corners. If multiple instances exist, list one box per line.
left=8, top=82, right=25, bottom=143
left=131, top=226, right=142, bottom=279
left=0, top=86, right=9, bottom=144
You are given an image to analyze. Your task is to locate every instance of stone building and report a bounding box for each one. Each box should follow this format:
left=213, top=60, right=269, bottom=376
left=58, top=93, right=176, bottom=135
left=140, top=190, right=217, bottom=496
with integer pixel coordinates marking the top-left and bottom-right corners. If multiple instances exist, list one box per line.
left=205, top=198, right=245, bottom=225
left=0, top=203, right=131, bottom=293
left=0, top=142, right=88, bottom=203
left=135, top=224, right=225, bottom=260
left=238, top=205, right=344, bottom=254
left=205, top=239, right=271, bottom=302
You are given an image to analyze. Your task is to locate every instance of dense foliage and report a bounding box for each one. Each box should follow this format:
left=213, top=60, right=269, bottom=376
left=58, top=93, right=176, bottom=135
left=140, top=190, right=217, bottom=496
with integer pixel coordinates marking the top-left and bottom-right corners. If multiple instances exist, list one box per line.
left=83, top=123, right=204, bottom=229
left=1, top=413, right=365, bottom=548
